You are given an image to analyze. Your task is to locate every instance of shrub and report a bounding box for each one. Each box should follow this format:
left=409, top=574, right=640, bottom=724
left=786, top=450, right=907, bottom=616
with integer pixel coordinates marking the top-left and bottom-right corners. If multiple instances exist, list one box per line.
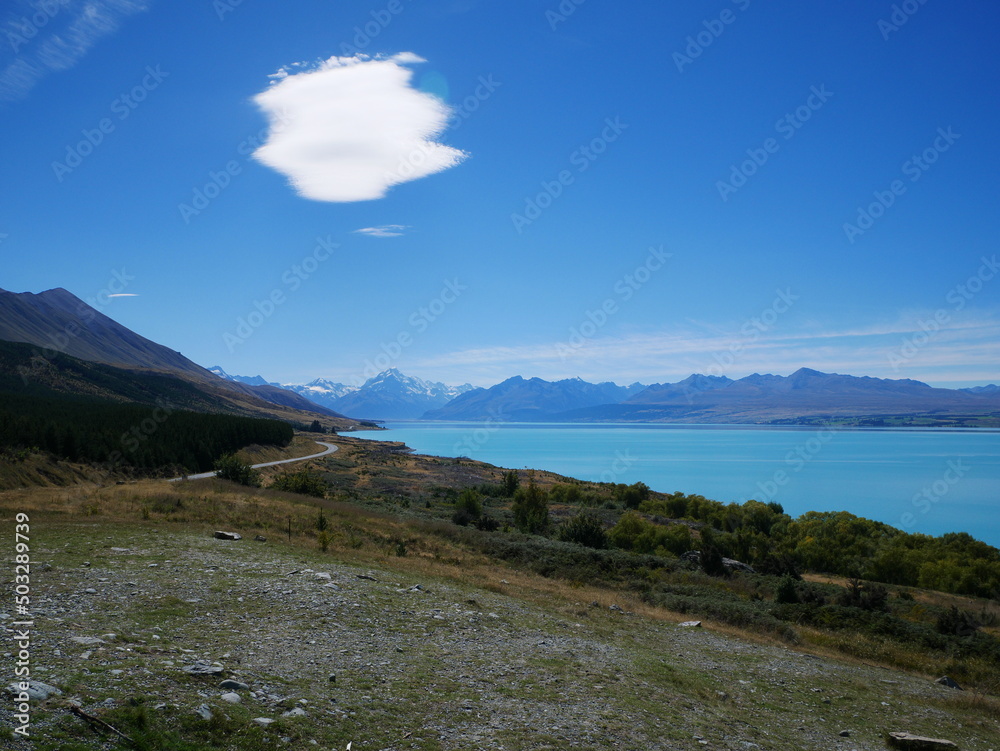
left=214, top=454, right=260, bottom=487
left=559, top=512, right=607, bottom=549
left=512, top=478, right=549, bottom=534
left=775, top=574, right=800, bottom=604
left=271, top=470, right=328, bottom=498
left=454, top=488, right=483, bottom=520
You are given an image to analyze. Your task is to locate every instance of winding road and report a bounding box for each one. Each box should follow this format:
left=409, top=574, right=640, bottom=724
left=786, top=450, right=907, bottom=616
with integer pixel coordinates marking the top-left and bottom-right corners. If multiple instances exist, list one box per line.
left=167, top=440, right=338, bottom=482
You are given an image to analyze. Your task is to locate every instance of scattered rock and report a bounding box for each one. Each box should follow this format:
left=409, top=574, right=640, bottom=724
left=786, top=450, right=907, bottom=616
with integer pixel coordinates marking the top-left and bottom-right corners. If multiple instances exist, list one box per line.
left=253, top=717, right=275, bottom=727
left=314, top=572, right=332, bottom=580
left=214, top=531, right=242, bottom=541
left=195, top=704, right=213, bottom=720
left=838, top=729, right=850, bottom=737
left=69, top=636, right=106, bottom=646
left=934, top=675, right=962, bottom=690
left=220, top=680, right=249, bottom=691
left=328, top=675, right=337, bottom=683
left=183, top=661, right=225, bottom=676
left=221, top=692, right=241, bottom=704
left=254, top=535, right=267, bottom=542
left=356, top=574, right=378, bottom=581
left=609, top=604, right=624, bottom=613
left=679, top=621, right=702, bottom=628
left=282, top=707, right=307, bottom=718
left=887, top=732, right=959, bottom=750
left=5, top=680, right=62, bottom=701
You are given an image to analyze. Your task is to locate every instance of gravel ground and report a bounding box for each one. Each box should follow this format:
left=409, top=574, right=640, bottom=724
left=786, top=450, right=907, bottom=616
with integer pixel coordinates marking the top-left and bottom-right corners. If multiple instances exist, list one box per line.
left=3, top=523, right=998, bottom=750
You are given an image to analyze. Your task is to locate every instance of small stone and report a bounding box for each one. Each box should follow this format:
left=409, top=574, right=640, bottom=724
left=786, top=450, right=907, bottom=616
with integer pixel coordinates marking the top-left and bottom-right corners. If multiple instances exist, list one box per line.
left=221, top=692, right=241, bottom=704
left=679, top=621, right=702, bottom=628
left=328, top=675, right=336, bottom=683
left=314, top=572, right=332, bottom=580
left=254, top=535, right=267, bottom=542
left=282, top=707, right=307, bottom=718
left=887, top=732, right=959, bottom=750
left=220, top=680, right=249, bottom=691
left=254, top=717, right=275, bottom=726
left=934, top=676, right=963, bottom=690
left=213, top=531, right=242, bottom=541
left=84, top=588, right=97, bottom=594
left=195, top=704, right=212, bottom=720
left=609, top=604, right=624, bottom=613
left=839, top=730, right=850, bottom=737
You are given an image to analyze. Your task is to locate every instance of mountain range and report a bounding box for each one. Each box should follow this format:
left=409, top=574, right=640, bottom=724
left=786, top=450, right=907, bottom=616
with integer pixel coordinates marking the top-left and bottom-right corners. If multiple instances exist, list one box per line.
left=2, top=286, right=998, bottom=427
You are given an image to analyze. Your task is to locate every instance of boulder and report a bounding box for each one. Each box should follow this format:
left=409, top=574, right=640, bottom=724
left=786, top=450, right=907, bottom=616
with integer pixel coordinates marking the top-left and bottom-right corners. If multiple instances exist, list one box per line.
left=221, top=692, right=241, bottom=704
left=679, top=621, right=702, bottom=628
left=220, top=680, right=249, bottom=691
left=183, top=661, right=225, bottom=676
left=679, top=550, right=756, bottom=573
left=214, top=531, right=242, bottom=540
left=6, top=680, right=62, bottom=701
left=934, top=675, right=962, bottom=690
left=887, top=732, right=959, bottom=750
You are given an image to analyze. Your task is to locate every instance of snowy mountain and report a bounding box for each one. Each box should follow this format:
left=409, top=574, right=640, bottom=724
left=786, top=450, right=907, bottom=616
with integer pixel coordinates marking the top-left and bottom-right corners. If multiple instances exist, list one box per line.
left=281, top=378, right=359, bottom=411
left=330, top=369, right=474, bottom=420
left=208, top=366, right=278, bottom=387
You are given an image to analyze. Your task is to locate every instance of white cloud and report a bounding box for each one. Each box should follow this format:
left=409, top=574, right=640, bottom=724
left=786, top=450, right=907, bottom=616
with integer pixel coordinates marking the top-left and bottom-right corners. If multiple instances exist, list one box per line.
left=354, top=225, right=410, bottom=238
left=252, top=53, right=468, bottom=202
left=409, top=315, right=1000, bottom=387
left=107, top=293, right=138, bottom=297
left=0, top=0, right=150, bottom=103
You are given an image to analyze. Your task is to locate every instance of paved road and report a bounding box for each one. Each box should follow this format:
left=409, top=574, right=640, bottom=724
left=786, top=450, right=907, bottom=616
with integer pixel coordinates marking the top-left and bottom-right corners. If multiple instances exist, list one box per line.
left=168, top=440, right=338, bottom=482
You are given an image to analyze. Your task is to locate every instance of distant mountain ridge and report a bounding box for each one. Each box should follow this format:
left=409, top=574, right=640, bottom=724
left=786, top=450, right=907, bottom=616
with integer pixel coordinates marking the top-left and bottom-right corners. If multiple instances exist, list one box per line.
left=557, top=368, right=1000, bottom=423
left=422, top=376, right=647, bottom=421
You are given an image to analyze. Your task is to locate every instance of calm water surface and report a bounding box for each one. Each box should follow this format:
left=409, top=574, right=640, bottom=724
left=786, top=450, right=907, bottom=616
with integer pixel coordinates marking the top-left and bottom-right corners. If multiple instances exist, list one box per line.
left=351, top=423, right=1000, bottom=547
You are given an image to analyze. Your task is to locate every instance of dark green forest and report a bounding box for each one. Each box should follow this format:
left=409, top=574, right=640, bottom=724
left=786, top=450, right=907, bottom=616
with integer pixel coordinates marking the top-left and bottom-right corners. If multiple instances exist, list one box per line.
left=0, top=391, right=292, bottom=473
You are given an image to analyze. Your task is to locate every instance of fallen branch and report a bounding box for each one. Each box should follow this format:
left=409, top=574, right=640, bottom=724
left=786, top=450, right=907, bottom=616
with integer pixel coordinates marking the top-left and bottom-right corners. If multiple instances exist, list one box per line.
left=69, top=705, right=136, bottom=745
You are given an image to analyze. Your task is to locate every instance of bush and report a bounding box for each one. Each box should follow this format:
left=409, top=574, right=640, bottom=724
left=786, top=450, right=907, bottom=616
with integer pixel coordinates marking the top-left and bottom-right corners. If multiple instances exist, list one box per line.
left=775, top=574, right=800, bottom=604
left=271, top=470, right=328, bottom=498
left=214, top=454, right=260, bottom=487
left=512, top=478, right=549, bottom=534
left=455, top=488, right=482, bottom=520
left=559, top=512, right=607, bottom=549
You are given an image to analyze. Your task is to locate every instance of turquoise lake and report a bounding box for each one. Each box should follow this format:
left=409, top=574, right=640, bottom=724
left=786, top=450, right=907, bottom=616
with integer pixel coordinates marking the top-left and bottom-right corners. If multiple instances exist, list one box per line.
left=350, top=423, right=1000, bottom=547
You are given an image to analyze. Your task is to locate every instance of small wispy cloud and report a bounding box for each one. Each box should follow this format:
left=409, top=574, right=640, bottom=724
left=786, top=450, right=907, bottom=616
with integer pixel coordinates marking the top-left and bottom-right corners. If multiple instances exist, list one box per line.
left=251, top=52, right=468, bottom=202
left=0, top=0, right=151, bottom=103
left=353, top=225, right=410, bottom=238
left=107, top=293, right=138, bottom=298
left=410, top=315, right=1000, bottom=387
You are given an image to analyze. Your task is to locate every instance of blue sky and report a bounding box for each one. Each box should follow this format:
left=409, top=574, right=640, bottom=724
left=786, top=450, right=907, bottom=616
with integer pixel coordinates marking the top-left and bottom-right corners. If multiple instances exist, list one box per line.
left=2, top=0, right=998, bottom=388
